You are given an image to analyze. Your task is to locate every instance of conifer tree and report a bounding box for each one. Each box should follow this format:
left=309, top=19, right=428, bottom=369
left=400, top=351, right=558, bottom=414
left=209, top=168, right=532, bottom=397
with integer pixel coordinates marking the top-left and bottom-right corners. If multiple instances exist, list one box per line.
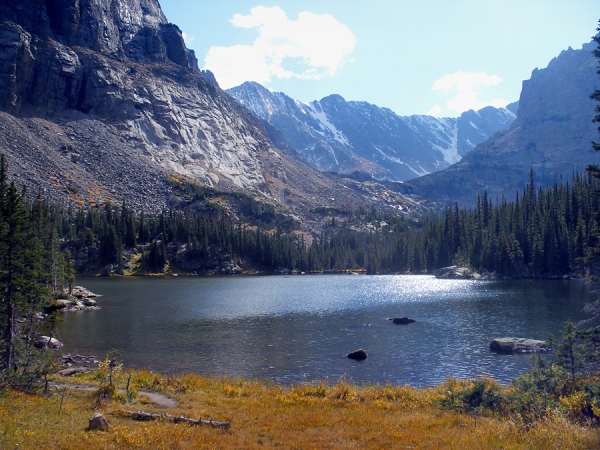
left=0, top=156, right=54, bottom=386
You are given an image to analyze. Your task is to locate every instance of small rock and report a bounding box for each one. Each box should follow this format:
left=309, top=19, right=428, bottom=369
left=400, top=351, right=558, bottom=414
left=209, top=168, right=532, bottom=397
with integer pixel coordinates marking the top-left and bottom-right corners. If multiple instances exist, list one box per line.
left=59, top=367, right=89, bottom=377
left=347, top=349, right=367, bottom=360
left=89, top=413, right=109, bottom=431
left=82, top=298, right=97, bottom=307
left=389, top=317, right=415, bottom=324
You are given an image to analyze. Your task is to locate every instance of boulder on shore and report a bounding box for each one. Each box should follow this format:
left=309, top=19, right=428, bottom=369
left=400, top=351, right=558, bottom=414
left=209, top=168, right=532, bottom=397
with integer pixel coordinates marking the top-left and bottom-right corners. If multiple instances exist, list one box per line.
left=433, top=266, right=481, bottom=279
left=490, top=338, right=548, bottom=354
left=347, top=349, right=367, bottom=360
left=35, top=336, right=63, bottom=349
left=388, top=317, right=416, bottom=324
left=82, top=298, right=97, bottom=307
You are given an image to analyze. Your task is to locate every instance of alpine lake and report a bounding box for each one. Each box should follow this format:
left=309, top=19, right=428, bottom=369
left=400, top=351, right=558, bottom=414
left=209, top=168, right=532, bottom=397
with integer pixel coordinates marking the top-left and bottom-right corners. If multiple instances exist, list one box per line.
left=55, top=275, right=594, bottom=387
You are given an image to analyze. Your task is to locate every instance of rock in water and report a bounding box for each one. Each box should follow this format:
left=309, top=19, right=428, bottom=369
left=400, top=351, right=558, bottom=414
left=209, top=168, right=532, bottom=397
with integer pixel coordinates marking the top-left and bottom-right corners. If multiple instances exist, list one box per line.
left=489, top=338, right=548, bottom=354
left=347, top=349, right=367, bottom=360
left=433, top=266, right=481, bottom=279
left=89, top=413, right=109, bottom=431
left=389, top=317, right=415, bottom=324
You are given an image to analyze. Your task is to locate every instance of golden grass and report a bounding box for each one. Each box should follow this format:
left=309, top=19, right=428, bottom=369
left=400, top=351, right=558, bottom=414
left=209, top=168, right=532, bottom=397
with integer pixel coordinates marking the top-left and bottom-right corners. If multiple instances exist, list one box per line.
left=0, top=370, right=599, bottom=449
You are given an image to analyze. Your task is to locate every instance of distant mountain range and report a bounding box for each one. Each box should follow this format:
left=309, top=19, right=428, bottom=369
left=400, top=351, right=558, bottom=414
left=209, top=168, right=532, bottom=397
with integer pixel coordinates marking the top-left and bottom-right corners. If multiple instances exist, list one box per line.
left=409, top=42, right=600, bottom=206
left=227, top=82, right=517, bottom=181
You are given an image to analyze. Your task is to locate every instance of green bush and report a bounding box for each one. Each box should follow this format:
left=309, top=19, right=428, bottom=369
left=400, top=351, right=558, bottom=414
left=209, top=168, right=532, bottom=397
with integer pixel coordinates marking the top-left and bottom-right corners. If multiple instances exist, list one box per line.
left=506, top=356, right=569, bottom=421
left=438, top=377, right=504, bottom=413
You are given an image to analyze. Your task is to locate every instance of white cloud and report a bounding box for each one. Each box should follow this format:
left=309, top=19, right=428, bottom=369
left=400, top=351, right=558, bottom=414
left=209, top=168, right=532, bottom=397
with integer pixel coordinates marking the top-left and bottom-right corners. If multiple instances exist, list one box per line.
left=431, top=71, right=508, bottom=113
left=203, top=6, right=356, bottom=89
left=427, top=105, right=442, bottom=117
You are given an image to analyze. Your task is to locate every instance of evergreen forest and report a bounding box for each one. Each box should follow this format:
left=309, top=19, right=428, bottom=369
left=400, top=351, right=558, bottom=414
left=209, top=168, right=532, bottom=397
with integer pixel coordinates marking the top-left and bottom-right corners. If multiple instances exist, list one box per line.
left=30, top=169, right=600, bottom=280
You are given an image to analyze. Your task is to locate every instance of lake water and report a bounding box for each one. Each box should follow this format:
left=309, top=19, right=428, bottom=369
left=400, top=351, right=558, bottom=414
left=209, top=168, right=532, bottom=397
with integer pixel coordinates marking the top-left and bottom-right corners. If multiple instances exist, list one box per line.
left=55, top=275, right=593, bottom=387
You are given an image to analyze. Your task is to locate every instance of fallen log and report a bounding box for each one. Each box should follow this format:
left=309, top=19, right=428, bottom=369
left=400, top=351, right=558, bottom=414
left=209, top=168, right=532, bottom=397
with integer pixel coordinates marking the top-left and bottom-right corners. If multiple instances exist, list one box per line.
left=120, top=409, right=230, bottom=429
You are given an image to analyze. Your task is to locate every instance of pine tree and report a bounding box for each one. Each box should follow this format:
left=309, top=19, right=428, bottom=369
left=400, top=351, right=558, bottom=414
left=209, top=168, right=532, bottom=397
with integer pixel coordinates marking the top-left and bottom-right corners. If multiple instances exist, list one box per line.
left=0, top=156, right=54, bottom=386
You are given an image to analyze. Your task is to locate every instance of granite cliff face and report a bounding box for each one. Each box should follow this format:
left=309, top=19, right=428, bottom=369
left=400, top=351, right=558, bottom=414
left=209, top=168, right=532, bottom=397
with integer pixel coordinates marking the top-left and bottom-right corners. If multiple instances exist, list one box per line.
left=227, top=82, right=516, bottom=181
left=0, top=0, right=399, bottom=216
left=0, top=0, right=265, bottom=190
left=409, top=42, right=600, bottom=206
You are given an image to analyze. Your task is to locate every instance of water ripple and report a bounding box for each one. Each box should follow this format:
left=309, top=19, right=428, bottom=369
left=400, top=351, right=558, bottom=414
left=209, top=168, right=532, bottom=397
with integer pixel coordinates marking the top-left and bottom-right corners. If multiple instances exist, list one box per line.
left=57, top=275, right=592, bottom=386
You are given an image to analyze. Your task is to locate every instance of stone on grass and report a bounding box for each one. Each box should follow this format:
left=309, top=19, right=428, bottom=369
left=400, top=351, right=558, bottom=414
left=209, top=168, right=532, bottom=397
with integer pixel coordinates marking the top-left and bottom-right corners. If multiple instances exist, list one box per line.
left=89, top=413, right=109, bottom=431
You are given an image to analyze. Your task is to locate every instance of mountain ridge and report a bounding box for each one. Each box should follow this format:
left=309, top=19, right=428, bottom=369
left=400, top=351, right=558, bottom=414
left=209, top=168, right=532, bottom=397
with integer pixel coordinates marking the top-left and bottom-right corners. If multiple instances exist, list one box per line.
left=409, top=42, right=600, bottom=206
left=227, top=82, right=516, bottom=181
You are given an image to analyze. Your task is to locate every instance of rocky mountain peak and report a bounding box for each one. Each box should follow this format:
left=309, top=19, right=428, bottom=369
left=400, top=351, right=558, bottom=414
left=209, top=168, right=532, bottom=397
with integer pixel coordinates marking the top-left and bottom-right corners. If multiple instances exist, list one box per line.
left=517, top=42, right=597, bottom=127
left=3, top=0, right=195, bottom=70
left=409, top=41, right=600, bottom=206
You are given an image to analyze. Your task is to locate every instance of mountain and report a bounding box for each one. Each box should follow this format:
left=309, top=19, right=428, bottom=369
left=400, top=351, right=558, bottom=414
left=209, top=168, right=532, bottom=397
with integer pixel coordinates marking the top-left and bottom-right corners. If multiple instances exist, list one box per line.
left=227, top=82, right=516, bottom=181
left=409, top=42, right=600, bottom=206
left=0, top=0, right=407, bottom=218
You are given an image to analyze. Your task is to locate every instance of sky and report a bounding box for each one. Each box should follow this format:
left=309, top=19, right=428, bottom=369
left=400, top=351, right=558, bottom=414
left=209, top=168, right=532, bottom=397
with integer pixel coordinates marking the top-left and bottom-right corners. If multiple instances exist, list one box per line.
left=158, top=1, right=599, bottom=118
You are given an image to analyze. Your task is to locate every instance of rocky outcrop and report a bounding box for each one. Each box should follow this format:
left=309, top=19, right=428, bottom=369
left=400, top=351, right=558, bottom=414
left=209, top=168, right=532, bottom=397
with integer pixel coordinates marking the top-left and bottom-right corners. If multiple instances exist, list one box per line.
left=228, top=82, right=515, bottom=181
left=433, top=266, right=481, bottom=279
left=8, top=0, right=190, bottom=69
left=489, top=338, right=549, bottom=354
left=54, top=286, right=101, bottom=311
left=72, top=286, right=101, bottom=298
left=411, top=42, right=600, bottom=206
left=60, top=354, right=99, bottom=375
left=0, top=0, right=391, bottom=220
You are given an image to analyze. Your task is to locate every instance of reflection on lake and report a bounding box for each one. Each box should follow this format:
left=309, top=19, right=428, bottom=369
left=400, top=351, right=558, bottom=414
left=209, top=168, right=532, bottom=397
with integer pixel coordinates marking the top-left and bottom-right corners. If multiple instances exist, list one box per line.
left=56, top=275, right=592, bottom=386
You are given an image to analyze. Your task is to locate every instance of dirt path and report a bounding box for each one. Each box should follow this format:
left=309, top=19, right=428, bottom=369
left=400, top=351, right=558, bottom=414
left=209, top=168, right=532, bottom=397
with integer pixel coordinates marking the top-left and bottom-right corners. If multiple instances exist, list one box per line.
left=49, top=382, right=178, bottom=408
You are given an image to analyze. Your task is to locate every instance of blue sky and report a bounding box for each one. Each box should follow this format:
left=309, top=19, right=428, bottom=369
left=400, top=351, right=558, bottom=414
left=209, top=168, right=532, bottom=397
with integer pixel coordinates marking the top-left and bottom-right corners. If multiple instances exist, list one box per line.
left=159, top=1, right=599, bottom=117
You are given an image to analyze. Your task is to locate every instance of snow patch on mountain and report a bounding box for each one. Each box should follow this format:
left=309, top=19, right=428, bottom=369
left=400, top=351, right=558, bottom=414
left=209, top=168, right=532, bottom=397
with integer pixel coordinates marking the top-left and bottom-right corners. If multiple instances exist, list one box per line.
left=306, top=103, right=350, bottom=146
left=372, top=145, right=429, bottom=177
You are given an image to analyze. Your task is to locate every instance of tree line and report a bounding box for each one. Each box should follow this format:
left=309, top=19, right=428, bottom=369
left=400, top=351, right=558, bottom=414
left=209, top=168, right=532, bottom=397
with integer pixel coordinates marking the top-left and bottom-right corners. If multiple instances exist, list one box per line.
left=35, top=169, right=600, bottom=280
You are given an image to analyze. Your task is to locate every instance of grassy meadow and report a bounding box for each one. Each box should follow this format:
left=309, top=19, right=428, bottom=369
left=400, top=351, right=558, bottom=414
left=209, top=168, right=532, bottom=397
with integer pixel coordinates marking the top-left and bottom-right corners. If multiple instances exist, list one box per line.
left=1, top=368, right=599, bottom=449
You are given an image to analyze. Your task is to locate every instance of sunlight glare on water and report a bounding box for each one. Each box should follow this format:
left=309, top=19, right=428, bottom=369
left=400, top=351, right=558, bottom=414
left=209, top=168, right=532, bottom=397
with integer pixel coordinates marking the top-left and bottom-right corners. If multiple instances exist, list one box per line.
left=57, top=275, right=592, bottom=386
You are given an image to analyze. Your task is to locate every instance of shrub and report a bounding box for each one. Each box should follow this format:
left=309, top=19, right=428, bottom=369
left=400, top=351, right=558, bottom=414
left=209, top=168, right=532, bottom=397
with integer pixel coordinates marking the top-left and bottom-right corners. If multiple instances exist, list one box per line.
left=506, top=356, right=569, bottom=421
left=438, top=377, right=504, bottom=414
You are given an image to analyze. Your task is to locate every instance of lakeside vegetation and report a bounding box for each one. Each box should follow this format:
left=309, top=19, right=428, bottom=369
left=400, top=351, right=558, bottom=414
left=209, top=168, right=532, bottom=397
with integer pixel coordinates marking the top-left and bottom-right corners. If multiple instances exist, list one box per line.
left=2, top=367, right=600, bottom=449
